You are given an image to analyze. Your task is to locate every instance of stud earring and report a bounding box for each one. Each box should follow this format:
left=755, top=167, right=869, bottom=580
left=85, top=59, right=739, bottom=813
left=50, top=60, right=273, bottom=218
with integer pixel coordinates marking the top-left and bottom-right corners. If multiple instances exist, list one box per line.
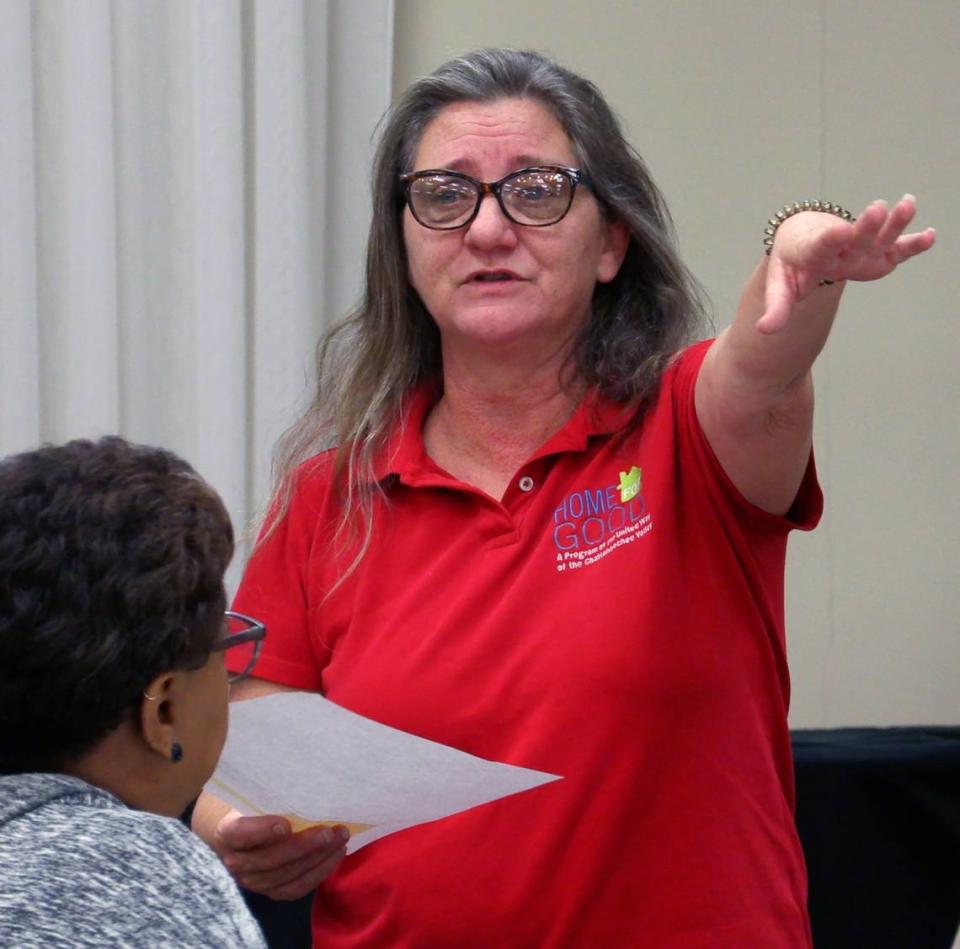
left=170, top=742, right=183, bottom=763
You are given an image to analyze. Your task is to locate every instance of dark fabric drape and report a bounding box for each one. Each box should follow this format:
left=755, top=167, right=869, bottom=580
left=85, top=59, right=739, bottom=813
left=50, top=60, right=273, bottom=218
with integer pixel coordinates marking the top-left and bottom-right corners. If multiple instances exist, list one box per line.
left=793, top=727, right=960, bottom=949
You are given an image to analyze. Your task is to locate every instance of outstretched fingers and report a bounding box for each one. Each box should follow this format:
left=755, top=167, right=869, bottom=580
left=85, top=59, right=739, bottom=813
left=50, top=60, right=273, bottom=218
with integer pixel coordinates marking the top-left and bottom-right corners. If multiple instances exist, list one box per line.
left=892, top=225, right=937, bottom=264
left=873, top=194, right=917, bottom=248
left=755, top=193, right=934, bottom=333
left=846, top=200, right=888, bottom=257
left=825, top=196, right=934, bottom=279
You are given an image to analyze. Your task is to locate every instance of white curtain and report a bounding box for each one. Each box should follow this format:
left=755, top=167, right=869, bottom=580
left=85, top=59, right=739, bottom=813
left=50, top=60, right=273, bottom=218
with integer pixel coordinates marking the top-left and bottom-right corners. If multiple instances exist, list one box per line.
left=0, top=0, right=393, bottom=581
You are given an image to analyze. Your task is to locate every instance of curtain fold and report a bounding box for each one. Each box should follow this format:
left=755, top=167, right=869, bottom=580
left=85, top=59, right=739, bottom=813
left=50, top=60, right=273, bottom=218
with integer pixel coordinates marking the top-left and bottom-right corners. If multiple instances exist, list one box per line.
left=0, top=0, right=41, bottom=449
left=1, top=0, right=394, bottom=580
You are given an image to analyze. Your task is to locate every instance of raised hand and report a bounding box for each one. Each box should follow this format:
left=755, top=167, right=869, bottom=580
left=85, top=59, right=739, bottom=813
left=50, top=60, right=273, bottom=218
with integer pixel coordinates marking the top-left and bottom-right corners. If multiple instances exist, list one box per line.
left=759, top=195, right=936, bottom=334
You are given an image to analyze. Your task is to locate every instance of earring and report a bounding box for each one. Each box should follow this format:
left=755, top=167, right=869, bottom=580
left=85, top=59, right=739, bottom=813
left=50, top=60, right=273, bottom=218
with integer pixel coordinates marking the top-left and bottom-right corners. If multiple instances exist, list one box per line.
left=143, top=691, right=159, bottom=701
left=170, top=742, right=183, bottom=763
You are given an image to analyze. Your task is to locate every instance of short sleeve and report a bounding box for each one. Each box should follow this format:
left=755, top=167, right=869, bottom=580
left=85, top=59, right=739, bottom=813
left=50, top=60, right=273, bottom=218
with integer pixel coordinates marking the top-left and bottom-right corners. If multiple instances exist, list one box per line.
left=668, top=339, right=823, bottom=534
left=230, top=462, right=332, bottom=690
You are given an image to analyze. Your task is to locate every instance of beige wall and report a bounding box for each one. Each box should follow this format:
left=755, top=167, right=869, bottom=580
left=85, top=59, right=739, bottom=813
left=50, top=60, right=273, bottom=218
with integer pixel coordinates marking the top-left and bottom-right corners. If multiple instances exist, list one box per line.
left=393, top=1, right=960, bottom=727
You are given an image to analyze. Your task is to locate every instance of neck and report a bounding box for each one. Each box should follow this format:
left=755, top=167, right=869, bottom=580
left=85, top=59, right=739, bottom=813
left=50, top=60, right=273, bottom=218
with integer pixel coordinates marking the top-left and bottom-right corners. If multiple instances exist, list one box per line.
left=62, top=724, right=186, bottom=818
left=424, top=343, right=584, bottom=497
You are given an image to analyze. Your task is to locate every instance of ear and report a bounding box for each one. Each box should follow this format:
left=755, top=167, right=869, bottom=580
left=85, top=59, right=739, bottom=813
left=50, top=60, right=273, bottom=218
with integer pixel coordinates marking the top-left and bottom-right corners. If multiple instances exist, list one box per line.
left=596, top=216, right=630, bottom=284
left=139, top=672, right=179, bottom=761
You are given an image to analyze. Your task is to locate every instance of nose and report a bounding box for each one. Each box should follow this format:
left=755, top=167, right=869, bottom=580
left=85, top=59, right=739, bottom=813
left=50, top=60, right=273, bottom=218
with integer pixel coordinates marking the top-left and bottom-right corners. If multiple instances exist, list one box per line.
left=463, top=192, right=518, bottom=250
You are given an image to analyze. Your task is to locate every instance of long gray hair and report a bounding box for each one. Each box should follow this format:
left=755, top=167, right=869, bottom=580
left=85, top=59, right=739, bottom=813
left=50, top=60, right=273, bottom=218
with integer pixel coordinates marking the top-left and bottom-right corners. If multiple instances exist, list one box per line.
left=266, top=48, right=706, bottom=557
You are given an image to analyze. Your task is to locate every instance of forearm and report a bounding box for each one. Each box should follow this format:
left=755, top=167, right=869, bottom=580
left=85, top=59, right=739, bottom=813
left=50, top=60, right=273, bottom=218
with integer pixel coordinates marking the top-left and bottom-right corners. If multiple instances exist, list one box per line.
left=695, top=242, right=842, bottom=514
left=720, top=254, right=843, bottom=399
left=192, top=790, right=236, bottom=846
left=695, top=195, right=933, bottom=514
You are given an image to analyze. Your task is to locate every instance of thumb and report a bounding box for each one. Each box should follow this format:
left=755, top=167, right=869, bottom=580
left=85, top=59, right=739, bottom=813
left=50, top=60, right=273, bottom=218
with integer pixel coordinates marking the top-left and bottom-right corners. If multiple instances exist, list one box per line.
left=757, top=262, right=794, bottom=334
left=217, top=812, right=291, bottom=851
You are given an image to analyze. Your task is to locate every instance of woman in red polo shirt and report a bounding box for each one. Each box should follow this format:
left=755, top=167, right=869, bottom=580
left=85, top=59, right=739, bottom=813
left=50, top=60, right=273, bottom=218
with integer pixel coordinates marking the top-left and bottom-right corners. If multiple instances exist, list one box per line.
left=194, top=49, right=934, bottom=948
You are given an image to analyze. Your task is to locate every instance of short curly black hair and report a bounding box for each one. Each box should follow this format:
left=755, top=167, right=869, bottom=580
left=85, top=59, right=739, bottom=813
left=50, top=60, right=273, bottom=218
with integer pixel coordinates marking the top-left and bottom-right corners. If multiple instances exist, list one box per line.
left=0, top=436, right=234, bottom=774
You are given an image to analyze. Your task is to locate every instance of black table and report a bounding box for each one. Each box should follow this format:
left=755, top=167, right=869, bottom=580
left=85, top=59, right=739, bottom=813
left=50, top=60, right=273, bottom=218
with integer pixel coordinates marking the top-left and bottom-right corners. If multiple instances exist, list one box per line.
left=793, top=726, right=960, bottom=948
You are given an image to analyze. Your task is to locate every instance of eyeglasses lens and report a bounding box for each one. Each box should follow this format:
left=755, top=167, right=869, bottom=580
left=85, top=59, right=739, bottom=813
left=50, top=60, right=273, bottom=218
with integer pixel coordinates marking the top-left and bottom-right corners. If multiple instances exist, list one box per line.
left=409, top=169, right=573, bottom=228
left=409, top=176, right=478, bottom=228
left=501, top=170, right=571, bottom=224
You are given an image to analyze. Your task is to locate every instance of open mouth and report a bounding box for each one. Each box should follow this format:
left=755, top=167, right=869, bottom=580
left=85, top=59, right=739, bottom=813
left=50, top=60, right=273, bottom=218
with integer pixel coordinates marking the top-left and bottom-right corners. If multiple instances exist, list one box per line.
left=471, top=272, right=515, bottom=283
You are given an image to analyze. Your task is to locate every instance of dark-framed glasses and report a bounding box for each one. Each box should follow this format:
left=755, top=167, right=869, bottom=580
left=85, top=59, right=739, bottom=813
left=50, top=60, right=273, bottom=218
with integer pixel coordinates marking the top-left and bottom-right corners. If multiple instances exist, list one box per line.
left=213, top=610, right=266, bottom=684
left=401, top=165, right=594, bottom=230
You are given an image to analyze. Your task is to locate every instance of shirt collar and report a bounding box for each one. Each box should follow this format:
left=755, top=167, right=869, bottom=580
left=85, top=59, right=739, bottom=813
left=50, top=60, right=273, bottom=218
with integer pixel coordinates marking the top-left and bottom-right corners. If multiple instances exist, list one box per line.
left=370, top=382, right=439, bottom=484
left=371, top=382, right=636, bottom=486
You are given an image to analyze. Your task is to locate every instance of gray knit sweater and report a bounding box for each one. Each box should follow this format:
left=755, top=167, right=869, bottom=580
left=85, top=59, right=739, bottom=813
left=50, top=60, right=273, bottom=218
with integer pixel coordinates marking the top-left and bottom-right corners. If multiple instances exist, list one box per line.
left=0, top=772, right=266, bottom=947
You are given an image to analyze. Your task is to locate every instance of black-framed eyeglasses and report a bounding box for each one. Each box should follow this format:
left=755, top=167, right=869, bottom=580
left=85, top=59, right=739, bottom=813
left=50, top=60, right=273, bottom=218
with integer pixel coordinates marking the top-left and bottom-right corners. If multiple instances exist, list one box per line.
left=213, top=610, right=266, bottom=684
left=400, top=165, right=594, bottom=230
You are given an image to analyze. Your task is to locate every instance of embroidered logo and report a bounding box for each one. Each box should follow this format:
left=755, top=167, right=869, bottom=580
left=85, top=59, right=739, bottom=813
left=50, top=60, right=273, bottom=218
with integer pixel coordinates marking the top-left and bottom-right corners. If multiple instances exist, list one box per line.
left=618, top=466, right=642, bottom=503
left=552, top=465, right=653, bottom=573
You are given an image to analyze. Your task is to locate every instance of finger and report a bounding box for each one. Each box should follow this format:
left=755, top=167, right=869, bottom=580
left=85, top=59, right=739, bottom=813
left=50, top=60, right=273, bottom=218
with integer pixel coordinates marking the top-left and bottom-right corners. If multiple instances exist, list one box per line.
left=844, top=200, right=886, bottom=257
left=758, top=260, right=795, bottom=334
left=220, top=822, right=346, bottom=876
left=259, top=847, right=349, bottom=902
left=217, top=813, right=292, bottom=852
left=756, top=305, right=790, bottom=335
left=874, top=194, right=917, bottom=249
left=240, top=841, right=348, bottom=898
left=241, top=826, right=348, bottom=886
left=891, top=227, right=937, bottom=264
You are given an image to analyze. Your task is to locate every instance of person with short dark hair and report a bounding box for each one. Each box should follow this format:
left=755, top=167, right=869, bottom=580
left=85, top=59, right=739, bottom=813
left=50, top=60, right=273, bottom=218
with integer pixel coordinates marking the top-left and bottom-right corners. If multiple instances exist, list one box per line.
left=0, top=436, right=267, bottom=948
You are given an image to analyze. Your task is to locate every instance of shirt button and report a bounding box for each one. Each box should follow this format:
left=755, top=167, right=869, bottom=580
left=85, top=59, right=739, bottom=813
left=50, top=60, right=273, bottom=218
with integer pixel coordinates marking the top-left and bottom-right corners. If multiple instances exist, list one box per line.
left=518, top=475, right=535, bottom=492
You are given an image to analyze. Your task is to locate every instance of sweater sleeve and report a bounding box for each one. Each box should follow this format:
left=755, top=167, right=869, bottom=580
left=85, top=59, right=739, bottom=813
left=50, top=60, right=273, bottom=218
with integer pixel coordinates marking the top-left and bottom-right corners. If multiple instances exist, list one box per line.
left=144, top=823, right=267, bottom=948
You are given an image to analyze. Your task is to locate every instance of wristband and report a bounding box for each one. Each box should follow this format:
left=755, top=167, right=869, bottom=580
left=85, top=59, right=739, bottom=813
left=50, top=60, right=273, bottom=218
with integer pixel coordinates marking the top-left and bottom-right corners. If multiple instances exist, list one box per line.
left=763, top=200, right=856, bottom=255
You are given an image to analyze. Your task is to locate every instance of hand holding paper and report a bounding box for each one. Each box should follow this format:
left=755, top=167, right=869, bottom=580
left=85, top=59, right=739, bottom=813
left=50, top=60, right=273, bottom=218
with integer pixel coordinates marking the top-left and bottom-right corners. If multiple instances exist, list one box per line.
left=207, top=691, right=562, bottom=854
left=211, top=809, right=349, bottom=902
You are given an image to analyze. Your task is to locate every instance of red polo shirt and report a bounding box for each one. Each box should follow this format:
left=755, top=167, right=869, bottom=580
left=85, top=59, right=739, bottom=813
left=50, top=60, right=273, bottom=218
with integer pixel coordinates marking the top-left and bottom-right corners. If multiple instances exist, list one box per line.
left=233, top=339, right=820, bottom=947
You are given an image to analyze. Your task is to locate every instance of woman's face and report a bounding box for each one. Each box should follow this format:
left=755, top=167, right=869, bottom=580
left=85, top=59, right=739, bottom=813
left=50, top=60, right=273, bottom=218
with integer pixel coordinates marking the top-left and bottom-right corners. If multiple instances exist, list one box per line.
left=176, top=649, right=230, bottom=797
left=403, top=98, right=627, bottom=359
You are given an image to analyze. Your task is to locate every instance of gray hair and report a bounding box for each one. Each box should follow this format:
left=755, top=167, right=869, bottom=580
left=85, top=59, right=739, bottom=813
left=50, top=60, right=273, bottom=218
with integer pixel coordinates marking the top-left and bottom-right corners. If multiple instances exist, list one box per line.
left=267, top=48, right=706, bottom=559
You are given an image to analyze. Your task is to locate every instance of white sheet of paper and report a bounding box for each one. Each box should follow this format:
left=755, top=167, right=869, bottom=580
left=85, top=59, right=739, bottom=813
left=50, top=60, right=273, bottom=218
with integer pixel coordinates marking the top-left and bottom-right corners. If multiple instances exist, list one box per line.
left=206, top=691, right=562, bottom=853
